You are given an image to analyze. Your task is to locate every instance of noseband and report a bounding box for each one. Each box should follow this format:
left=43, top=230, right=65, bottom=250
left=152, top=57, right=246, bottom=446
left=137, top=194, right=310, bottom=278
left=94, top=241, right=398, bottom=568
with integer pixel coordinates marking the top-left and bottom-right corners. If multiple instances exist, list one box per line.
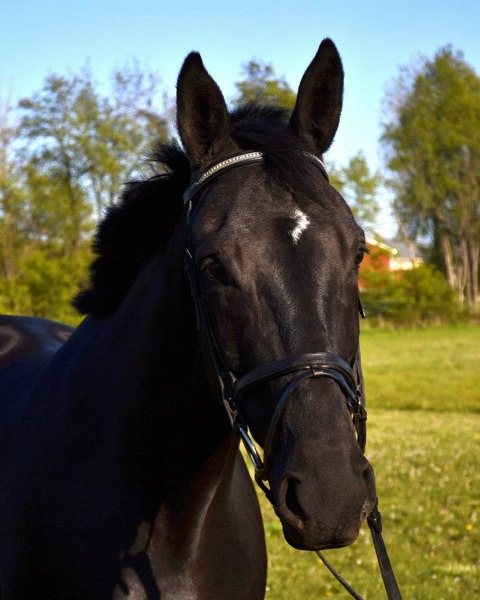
left=183, top=151, right=401, bottom=600
left=235, top=351, right=366, bottom=494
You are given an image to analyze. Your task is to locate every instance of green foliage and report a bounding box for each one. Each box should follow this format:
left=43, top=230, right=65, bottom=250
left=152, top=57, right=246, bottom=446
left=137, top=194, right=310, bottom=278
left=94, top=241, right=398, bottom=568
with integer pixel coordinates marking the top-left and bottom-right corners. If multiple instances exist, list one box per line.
left=23, top=163, right=93, bottom=253
left=329, top=152, right=381, bottom=229
left=0, top=244, right=91, bottom=326
left=233, top=60, right=296, bottom=109
left=361, top=264, right=461, bottom=326
left=0, top=99, right=25, bottom=280
left=2, top=50, right=477, bottom=325
left=382, top=47, right=480, bottom=311
left=18, top=63, right=168, bottom=218
left=0, top=62, right=170, bottom=321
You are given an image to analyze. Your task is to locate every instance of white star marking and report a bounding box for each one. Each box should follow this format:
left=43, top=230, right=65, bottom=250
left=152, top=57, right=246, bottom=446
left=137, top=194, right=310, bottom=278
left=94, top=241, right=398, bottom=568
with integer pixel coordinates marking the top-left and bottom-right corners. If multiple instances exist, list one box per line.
left=290, top=209, right=310, bottom=244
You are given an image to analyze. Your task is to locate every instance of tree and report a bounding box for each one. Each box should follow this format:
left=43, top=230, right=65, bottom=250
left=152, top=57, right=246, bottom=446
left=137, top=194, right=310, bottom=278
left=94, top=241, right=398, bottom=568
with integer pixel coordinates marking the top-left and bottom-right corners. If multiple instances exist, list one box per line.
left=382, top=47, right=480, bottom=311
left=329, top=152, right=381, bottom=231
left=0, top=62, right=171, bottom=322
left=0, top=95, right=27, bottom=307
left=112, top=58, right=172, bottom=140
left=18, top=64, right=169, bottom=222
left=233, top=60, right=296, bottom=109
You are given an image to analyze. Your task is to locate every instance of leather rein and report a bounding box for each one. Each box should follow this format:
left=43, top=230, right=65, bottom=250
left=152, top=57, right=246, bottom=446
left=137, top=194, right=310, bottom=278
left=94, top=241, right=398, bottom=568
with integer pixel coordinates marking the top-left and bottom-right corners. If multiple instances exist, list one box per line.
left=183, top=151, right=402, bottom=600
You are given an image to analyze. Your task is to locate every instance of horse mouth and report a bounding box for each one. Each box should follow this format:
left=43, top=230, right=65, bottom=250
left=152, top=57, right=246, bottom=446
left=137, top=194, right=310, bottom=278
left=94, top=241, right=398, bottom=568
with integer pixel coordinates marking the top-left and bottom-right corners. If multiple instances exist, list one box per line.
left=280, top=519, right=360, bottom=551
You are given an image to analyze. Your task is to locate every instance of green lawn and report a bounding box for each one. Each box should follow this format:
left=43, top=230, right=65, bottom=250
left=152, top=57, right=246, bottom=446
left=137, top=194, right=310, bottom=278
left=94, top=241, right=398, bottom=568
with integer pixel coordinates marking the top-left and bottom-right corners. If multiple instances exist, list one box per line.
left=255, top=324, right=480, bottom=599
left=361, top=324, right=480, bottom=412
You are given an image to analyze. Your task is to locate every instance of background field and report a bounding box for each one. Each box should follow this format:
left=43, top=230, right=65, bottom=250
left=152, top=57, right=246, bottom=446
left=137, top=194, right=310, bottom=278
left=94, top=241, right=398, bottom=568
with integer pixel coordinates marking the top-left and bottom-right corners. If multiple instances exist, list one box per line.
left=253, top=324, right=480, bottom=599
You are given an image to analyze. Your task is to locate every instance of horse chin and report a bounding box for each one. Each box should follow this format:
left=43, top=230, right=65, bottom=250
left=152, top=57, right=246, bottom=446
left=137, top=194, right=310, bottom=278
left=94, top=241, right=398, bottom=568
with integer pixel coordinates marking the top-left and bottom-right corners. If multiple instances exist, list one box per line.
left=280, top=520, right=360, bottom=551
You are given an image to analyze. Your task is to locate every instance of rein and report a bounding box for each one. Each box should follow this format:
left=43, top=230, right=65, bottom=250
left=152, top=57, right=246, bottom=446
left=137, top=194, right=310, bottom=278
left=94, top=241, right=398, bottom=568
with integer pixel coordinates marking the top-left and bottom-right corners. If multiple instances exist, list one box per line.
left=183, top=151, right=402, bottom=600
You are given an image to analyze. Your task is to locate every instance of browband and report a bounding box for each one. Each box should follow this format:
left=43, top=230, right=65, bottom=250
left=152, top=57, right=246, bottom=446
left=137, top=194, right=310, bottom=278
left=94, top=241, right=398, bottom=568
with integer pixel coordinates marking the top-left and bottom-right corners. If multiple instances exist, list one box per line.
left=183, top=151, right=328, bottom=206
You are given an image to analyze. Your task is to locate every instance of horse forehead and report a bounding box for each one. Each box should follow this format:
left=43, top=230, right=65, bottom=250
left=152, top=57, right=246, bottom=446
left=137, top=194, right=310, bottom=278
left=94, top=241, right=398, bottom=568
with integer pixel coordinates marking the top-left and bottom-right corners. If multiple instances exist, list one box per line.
left=193, top=174, right=285, bottom=238
left=193, top=168, right=356, bottom=248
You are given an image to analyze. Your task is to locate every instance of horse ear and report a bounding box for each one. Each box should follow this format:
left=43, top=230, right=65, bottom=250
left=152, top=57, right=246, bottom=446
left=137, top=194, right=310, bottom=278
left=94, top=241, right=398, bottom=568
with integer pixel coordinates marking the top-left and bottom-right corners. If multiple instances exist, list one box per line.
left=177, top=52, right=234, bottom=168
left=289, top=39, right=344, bottom=154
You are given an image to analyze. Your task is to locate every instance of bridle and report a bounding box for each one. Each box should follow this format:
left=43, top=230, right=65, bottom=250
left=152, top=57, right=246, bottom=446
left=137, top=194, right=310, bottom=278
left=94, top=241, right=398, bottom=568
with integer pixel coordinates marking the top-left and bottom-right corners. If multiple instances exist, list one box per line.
left=183, top=151, right=366, bottom=486
left=183, top=151, right=402, bottom=600
left=235, top=351, right=366, bottom=492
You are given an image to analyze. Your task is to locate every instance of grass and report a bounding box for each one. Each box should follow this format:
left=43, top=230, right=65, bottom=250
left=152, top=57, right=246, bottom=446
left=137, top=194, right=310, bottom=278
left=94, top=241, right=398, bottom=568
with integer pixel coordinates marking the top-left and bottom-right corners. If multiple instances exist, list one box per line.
left=252, top=324, right=480, bottom=599
left=360, top=324, right=480, bottom=412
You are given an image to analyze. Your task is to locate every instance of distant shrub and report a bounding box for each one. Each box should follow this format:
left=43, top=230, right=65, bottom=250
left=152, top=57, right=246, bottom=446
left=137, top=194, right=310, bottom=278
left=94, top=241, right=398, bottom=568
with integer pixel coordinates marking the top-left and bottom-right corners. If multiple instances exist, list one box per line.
left=0, top=245, right=90, bottom=326
left=361, top=264, right=463, bottom=327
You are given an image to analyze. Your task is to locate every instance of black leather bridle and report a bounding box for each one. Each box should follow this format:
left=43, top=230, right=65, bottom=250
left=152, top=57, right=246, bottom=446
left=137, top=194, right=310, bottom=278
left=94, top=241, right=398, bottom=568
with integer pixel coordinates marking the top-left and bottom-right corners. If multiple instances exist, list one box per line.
left=235, top=351, right=367, bottom=493
left=183, top=151, right=402, bottom=600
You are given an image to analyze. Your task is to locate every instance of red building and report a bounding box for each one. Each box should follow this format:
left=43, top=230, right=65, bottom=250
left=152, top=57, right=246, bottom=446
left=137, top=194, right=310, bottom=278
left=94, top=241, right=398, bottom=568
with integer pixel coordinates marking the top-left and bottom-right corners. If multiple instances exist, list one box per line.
left=359, top=237, right=422, bottom=290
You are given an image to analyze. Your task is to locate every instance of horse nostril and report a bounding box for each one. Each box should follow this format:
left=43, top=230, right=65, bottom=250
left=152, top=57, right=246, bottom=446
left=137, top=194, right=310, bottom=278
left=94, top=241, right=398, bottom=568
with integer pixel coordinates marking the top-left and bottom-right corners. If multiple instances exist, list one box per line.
left=285, top=477, right=306, bottom=524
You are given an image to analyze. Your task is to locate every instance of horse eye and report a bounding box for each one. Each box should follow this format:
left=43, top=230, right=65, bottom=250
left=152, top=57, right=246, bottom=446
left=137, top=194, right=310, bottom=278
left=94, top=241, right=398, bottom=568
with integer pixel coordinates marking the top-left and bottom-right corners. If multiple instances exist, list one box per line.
left=201, top=258, right=227, bottom=281
left=355, top=251, right=364, bottom=267
left=355, top=244, right=368, bottom=267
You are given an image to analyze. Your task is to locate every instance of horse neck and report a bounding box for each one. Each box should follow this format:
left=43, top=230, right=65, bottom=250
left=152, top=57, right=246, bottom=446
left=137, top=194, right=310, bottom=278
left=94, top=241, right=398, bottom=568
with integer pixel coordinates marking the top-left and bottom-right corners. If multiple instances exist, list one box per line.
left=102, top=219, right=234, bottom=502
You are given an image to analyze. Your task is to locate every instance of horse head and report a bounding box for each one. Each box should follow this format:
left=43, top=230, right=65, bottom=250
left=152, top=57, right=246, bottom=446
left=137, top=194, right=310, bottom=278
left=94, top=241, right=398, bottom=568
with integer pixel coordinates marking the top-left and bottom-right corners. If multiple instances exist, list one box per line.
left=176, top=39, right=377, bottom=552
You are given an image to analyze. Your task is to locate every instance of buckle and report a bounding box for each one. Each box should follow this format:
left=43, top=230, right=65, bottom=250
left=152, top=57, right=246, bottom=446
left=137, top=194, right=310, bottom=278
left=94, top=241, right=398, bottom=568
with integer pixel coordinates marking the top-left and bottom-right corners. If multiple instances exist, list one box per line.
left=233, top=416, right=265, bottom=474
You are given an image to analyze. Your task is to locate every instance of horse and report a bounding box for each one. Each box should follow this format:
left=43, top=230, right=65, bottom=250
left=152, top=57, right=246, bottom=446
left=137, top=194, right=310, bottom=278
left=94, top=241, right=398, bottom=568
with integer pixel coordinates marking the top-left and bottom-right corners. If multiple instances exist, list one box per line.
left=0, top=39, right=378, bottom=599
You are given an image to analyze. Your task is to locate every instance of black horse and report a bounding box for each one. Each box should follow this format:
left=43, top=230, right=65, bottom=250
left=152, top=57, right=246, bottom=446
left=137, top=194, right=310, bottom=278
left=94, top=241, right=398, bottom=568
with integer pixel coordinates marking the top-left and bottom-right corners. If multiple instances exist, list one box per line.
left=0, top=39, right=378, bottom=599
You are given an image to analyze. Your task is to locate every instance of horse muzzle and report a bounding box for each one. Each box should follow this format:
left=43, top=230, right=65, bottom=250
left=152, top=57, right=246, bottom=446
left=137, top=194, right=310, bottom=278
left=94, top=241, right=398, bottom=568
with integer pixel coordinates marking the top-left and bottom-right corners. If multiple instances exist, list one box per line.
left=271, top=459, right=377, bottom=551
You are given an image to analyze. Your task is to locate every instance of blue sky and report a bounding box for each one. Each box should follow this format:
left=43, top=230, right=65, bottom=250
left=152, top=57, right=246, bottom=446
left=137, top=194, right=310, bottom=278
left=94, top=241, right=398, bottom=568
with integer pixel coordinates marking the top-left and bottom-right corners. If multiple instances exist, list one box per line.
left=2, top=0, right=480, bottom=236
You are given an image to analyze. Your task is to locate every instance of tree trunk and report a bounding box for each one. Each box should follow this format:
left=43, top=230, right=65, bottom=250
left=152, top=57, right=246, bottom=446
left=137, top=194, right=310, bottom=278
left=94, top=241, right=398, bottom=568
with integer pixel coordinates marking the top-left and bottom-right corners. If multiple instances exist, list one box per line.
left=468, top=242, right=479, bottom=313
left=439, top=230, right=456, bottom=289
left=461, top=237, right=472, bottom=309
left=0, top=226, right=15, bottom=280
left=393, top=205, right=418, bottom=261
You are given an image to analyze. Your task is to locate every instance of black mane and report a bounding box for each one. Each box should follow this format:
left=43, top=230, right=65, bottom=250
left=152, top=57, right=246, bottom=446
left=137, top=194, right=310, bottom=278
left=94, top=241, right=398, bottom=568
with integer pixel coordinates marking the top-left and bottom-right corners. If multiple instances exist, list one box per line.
left=75, top=104, right=329, bottom=317
left=73, top=142, right=190, bottom=316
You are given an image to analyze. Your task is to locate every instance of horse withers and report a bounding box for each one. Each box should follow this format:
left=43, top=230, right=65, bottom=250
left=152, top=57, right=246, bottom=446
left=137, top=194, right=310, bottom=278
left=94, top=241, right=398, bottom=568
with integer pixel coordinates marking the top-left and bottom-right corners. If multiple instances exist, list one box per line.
left=0, top=39, right=376, bottom=599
